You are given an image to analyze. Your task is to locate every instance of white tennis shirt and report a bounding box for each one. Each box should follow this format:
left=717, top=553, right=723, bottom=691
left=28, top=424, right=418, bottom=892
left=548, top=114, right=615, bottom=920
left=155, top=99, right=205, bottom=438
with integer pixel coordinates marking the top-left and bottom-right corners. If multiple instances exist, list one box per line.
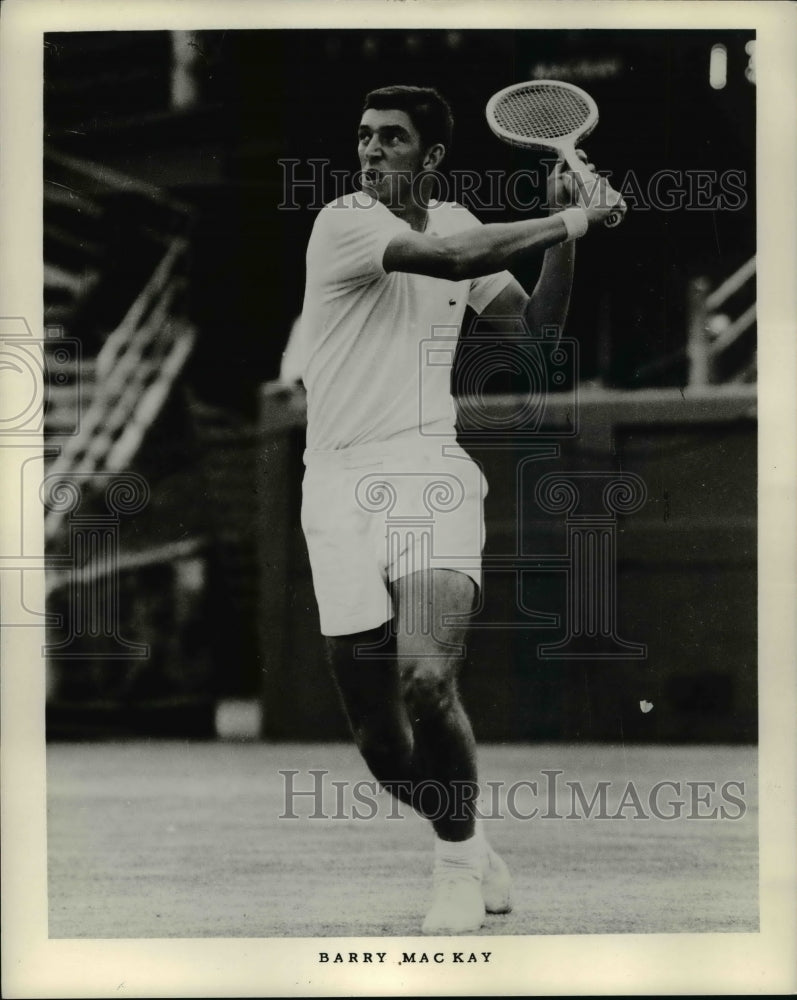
left=300, top=192, right=512, bottom=451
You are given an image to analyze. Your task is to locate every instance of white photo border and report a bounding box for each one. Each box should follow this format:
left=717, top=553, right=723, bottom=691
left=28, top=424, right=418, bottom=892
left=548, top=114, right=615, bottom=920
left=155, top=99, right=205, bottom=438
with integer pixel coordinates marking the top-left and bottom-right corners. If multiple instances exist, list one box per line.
left=1, top=1, right=795, bottom=996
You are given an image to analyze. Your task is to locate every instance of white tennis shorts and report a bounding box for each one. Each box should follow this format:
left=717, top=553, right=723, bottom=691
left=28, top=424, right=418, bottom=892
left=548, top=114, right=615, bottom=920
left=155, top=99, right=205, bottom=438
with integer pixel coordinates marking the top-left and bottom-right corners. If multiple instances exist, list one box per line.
left=301, top=438, right=488, bottom=637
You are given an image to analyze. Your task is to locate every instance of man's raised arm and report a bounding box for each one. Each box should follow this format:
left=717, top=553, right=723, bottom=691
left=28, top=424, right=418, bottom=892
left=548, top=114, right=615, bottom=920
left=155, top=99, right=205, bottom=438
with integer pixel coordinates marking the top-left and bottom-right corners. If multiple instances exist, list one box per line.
left=383, top=212, right=574, bottom=281
left=383, top=159, right=621, bottom=336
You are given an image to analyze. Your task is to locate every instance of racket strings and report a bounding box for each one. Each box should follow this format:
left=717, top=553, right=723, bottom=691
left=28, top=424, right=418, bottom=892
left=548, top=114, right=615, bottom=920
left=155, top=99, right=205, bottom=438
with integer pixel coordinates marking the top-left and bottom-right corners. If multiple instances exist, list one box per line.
left=492, top=85, right=592, bottom=140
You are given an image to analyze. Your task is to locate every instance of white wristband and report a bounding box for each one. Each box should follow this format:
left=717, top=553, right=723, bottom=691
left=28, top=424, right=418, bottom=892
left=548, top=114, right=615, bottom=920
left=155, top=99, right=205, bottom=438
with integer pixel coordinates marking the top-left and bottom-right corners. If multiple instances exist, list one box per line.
left=559, top=207, right=589, bottom=241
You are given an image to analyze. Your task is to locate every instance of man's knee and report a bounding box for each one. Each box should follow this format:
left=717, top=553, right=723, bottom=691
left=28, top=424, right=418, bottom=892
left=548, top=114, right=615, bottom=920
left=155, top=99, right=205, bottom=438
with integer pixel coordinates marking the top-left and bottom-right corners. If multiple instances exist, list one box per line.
left=400, top=659, right=458, bottom=717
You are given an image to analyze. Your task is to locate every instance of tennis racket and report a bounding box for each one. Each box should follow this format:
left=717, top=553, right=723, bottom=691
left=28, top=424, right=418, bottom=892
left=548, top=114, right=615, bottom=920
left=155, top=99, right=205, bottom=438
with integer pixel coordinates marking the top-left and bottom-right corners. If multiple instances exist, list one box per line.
left=486, top=79, right=625, bottom=228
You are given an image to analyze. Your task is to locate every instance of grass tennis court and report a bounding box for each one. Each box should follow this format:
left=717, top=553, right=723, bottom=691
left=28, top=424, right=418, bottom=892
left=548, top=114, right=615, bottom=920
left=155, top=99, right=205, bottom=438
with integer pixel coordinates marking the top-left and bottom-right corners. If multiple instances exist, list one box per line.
left=47, top=740, right=757, bottom=938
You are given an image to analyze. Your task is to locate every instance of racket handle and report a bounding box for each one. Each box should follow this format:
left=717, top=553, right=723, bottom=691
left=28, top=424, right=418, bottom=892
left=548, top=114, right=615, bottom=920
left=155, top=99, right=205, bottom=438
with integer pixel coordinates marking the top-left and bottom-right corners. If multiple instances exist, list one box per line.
left=564, top=153, right=626, bottom=229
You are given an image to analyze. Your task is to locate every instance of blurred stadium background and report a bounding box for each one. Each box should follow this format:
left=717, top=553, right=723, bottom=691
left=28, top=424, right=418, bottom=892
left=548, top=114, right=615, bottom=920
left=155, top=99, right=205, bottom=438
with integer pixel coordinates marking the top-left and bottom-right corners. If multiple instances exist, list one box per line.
left=43, top=28, right=757, bottom=745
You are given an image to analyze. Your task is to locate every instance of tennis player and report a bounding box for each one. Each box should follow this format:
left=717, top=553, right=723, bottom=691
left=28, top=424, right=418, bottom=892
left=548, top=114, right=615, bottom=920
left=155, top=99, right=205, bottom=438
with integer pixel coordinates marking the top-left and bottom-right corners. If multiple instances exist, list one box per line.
left=299, top=85, right=623, bottom=934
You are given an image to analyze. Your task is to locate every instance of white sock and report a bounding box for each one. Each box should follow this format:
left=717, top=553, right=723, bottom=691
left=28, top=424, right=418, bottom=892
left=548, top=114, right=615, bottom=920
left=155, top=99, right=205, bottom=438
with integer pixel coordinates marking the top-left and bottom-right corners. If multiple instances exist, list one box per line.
left=434, top=831, right=483, bottom=871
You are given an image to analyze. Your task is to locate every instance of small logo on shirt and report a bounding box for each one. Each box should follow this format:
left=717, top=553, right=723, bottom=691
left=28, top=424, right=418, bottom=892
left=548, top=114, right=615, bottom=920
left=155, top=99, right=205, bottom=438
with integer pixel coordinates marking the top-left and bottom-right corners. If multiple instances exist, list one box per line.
left=448, top=299, right=456, bottom=306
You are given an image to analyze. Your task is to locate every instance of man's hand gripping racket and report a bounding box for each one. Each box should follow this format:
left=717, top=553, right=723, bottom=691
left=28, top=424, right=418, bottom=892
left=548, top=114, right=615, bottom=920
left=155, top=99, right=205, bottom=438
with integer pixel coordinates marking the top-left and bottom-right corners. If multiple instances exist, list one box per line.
left=486, top=80, right=626, bottom=228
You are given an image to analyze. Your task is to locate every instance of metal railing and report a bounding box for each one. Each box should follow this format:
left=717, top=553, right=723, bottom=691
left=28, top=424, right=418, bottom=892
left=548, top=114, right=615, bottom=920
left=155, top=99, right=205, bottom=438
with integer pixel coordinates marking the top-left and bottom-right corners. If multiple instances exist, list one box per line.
left=687, top=256, right=756, bottom=386
left=45, top=236, right=196, bottom=540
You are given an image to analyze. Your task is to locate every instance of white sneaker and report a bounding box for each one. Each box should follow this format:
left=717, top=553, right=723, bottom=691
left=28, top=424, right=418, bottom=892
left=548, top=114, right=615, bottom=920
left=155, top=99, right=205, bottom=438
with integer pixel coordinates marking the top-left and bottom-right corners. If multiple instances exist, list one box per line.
left=482, top=844, right=513, bottom=914
left=422, top=867, right=486, bottom=935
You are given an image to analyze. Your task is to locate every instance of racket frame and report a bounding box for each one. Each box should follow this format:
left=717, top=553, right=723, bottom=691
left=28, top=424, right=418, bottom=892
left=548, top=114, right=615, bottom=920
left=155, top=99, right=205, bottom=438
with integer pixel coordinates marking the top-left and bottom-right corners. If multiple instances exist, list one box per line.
left=485, top=78, right=600, bottom=157
left=485, top=79, right=624, bottom=228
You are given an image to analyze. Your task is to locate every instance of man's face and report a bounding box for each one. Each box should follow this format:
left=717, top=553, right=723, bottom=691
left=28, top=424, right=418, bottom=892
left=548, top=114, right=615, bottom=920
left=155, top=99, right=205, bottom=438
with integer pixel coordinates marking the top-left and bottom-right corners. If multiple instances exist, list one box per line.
left=357, top=108, right=428, bottom=206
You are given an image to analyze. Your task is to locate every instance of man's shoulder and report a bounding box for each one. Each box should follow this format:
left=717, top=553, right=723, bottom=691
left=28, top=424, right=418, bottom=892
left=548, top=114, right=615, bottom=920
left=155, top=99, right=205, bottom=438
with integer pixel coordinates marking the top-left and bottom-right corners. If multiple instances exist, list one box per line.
left=310, top=191, right=397, bottom=242
left=321, top=191, right=381, bottom=213
left=427, top=199, right=481, bottom=232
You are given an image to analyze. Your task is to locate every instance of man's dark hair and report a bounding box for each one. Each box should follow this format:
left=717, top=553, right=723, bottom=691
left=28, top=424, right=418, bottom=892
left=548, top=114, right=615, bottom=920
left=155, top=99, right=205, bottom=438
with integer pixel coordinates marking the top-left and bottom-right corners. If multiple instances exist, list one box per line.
left=362, top=85, right=454, bottom=154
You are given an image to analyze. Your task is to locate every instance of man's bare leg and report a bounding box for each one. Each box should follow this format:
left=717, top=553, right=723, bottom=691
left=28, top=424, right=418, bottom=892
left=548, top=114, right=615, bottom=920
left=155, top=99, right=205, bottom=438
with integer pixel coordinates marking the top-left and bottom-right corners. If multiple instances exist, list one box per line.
left=325, top=570, right=511, bottom=931
left=324, top=625, right=419, bottom=808
left=389, top=569, right=484, bottom=932
left=391, top=568, right=479, bottom=842
left=325, top=572, right=477, bottom=821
